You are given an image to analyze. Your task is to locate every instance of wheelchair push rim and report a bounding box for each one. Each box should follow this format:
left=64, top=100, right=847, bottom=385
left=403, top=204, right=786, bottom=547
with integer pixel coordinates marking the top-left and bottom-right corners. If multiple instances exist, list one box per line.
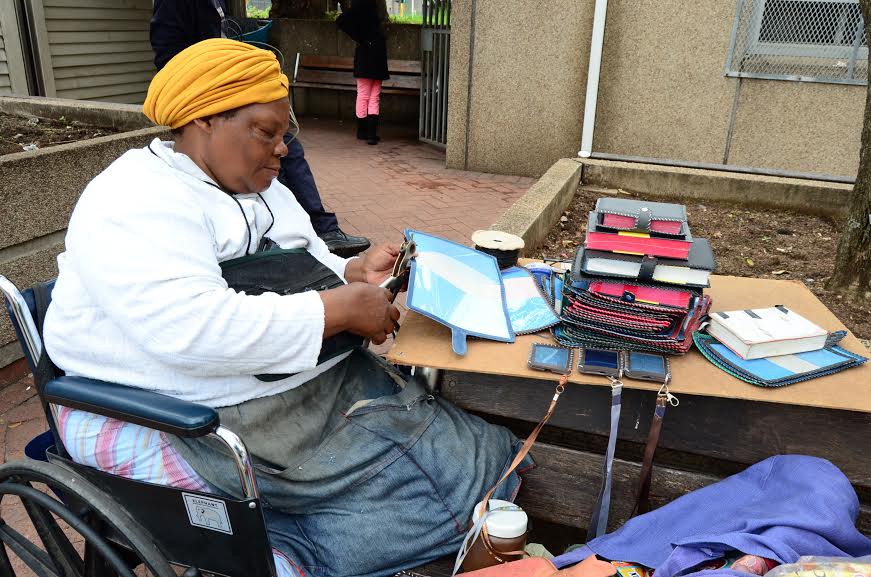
left=0, top=458, right=176, bottom=577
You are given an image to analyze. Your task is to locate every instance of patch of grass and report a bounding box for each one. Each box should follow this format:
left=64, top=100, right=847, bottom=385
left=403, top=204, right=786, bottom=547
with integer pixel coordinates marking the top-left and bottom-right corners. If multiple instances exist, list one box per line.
left=322, top=10, right=431, bottom=25
left=389, top=13, right=423, bottom=24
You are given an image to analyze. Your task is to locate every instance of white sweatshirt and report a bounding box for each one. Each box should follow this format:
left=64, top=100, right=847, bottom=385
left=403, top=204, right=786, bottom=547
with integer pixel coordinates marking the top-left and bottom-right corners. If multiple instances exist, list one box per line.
left=44, top=138, right=352, bottom=408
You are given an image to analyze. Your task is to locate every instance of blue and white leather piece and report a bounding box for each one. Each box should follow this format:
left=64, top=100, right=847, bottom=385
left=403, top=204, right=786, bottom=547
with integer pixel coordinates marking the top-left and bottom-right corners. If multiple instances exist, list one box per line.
left=405, top=230, right=515, bottom=355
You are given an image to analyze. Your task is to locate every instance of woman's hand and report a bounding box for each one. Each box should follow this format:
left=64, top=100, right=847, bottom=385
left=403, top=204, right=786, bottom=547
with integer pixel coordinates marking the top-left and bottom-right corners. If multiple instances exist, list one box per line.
left=320, top=283, right=400, bottom=344
left=345, top=243, right=401, bottom=286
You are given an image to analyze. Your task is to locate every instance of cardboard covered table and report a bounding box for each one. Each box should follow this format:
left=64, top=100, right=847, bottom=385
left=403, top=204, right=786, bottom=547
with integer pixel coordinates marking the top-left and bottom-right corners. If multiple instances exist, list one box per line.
left=387, top=275, right=871, bottom=538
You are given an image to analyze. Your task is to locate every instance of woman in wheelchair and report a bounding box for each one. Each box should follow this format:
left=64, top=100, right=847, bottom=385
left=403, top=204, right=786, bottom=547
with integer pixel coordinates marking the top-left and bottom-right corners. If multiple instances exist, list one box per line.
left=40, top=39, right=526, bottom=577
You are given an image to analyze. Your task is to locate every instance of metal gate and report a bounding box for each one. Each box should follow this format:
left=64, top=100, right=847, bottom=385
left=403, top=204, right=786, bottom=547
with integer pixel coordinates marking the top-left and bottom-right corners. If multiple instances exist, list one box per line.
left=419, top=0, right=451, bottom=147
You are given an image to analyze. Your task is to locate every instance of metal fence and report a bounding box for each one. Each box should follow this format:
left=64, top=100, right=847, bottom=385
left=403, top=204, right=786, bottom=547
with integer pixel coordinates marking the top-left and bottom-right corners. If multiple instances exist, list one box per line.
left=419, top=0, right=450, bottom=147
left=725, top=0, right=867, bottom=85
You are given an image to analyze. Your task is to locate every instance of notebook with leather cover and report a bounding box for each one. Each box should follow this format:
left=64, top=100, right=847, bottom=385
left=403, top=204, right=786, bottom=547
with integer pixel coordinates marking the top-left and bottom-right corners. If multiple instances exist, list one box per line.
left=594, top=197, right=689, bottom=238
left=572, top=239, right=716, bottom=288
left=586, top=280, right=694, bottom=309
left=585, top=214, right=692, bottom=259
left=569, top=271, right=699, bottom=308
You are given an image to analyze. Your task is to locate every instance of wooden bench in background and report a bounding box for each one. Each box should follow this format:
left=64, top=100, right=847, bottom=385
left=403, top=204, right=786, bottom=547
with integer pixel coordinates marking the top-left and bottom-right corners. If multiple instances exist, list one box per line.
left=291, top=54, right=421, bottom=109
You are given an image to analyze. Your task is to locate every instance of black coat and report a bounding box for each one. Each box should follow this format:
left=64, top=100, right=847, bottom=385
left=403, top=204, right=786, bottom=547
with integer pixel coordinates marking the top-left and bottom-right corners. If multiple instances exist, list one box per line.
left=336, top=0, right=389, bottom=81
left=151, top=0, right=226, bottom=70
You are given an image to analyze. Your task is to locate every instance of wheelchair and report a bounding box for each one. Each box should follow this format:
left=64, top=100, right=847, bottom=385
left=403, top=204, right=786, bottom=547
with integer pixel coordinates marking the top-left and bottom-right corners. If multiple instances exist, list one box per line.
left=0, top=274, right=294, bottom=577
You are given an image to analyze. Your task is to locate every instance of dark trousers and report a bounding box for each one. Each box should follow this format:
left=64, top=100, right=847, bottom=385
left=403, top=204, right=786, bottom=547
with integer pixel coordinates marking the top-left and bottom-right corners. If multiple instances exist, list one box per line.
left=278, top=134, right=339, bottom=235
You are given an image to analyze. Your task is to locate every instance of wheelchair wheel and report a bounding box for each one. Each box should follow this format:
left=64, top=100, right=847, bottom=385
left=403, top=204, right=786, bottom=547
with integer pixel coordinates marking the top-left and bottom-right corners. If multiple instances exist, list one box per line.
left=0, top=459, right=176, bottom=577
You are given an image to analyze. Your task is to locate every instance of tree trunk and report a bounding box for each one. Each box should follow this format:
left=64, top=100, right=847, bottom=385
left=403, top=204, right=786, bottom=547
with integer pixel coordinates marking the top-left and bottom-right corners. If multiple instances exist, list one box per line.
left=828, top=0, right=871, bottom=295
left=269, top=0, right=327, bottom=18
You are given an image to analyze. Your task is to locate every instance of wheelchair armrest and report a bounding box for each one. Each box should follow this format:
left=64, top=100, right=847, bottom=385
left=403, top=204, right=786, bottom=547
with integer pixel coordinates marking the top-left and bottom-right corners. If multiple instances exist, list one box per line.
left=43, top=376, right=219, bottom=438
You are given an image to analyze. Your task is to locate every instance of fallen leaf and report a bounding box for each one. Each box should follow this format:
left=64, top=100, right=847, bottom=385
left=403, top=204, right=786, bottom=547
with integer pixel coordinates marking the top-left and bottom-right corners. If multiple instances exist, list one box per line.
left=713, top=231, right=723, bottom=238
left=9, top=421, right=23, bottom=429
left=560, top=216, right=568, bottom=223
left=745, top=258, right=755, bottom=267
left=761, top=236, right=770, bottom=241
left=561, top=240, right=573, bottom=247
left=775, top=247, right=790, bottom=253
left=771, top=270, right=788, bottom=275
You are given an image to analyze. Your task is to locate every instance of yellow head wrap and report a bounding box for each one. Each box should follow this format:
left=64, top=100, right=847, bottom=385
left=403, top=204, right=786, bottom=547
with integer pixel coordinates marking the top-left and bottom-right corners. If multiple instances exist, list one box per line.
left=143, top=38, right=289, bottom=129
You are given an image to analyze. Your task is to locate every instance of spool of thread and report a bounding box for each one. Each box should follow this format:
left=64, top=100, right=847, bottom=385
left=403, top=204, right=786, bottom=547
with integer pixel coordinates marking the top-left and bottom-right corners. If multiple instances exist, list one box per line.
left=472, top=230, right=525, bottom=270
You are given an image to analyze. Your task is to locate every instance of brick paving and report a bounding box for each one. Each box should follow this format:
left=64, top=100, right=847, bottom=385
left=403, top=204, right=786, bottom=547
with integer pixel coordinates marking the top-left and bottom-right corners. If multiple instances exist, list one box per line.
left=300, top=117, right=533, bottom=247
left=0, top=118, right=533, bottom=570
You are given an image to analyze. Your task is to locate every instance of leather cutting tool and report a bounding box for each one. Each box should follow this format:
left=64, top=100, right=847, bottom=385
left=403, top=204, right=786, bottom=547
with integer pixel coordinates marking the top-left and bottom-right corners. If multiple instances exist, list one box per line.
left=362, top=236, right=416, bottom=348
left=379, top=236, right=417, bottom=301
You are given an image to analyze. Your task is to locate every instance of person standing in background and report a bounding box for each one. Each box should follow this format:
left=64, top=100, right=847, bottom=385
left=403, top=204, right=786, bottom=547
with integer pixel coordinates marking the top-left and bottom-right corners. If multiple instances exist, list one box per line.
left=337, top=0, right=390, bottom=146
left=150, top=0, right=371, bottom=256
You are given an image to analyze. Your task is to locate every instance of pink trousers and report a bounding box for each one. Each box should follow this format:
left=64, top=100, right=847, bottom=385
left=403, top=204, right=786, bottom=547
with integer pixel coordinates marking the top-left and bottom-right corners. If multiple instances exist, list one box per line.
left=356, top=78, right=382, bottom=118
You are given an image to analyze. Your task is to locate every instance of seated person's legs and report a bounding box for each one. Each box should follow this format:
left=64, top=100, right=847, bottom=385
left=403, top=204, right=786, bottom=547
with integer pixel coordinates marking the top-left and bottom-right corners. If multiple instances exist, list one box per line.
left=171, top=350, right=526, bottom=577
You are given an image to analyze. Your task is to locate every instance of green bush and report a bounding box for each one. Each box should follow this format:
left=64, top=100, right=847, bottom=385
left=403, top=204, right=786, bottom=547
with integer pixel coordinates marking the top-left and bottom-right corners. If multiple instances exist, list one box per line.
left=246, top=3, right=270, bottom=18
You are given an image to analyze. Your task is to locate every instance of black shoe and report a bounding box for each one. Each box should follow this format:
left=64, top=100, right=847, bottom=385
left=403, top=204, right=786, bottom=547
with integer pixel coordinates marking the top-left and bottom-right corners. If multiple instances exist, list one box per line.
left=356, top=117, right=367, bottom=140
left=319, top=229, right=371, bottom=257
left=367, top=114, right=380, bottom=145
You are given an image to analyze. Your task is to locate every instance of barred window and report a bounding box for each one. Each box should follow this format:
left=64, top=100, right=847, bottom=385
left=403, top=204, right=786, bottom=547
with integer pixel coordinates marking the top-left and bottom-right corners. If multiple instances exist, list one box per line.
left=726, top=0, right=867, bottom=85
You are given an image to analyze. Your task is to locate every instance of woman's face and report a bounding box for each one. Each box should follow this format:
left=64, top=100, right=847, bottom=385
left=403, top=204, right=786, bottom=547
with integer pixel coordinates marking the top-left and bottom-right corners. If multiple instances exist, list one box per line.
left=204, top=98, right=290, bottom=194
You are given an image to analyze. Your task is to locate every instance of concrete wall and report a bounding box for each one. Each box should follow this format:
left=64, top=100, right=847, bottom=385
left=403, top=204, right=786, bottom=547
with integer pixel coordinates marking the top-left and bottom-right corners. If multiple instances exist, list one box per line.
left=0, top=97, right=167, bottom=368
left=447, top=0, right=866, bottom=180
left=446, top=0, right=593, bottom=177
left=593, top=0, right=737, bottom=165
left=272, top=19, right=421, bottom=124
left=727, top=80, right=865, bottom=177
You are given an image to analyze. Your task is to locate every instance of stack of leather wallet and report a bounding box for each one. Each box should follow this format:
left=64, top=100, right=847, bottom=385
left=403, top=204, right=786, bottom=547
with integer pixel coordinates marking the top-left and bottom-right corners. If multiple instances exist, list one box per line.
left=551, top=198, right=714, bottom=355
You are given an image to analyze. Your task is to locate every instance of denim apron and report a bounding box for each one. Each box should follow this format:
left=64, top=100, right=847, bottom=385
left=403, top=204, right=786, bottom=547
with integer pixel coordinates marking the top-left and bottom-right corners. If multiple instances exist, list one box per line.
left=171, top=250, right=528, bottom=577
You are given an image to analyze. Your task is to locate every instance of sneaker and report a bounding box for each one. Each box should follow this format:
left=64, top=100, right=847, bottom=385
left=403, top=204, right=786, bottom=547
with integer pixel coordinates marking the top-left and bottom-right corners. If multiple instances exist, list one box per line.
left=319, top=229, right=371, bottom=257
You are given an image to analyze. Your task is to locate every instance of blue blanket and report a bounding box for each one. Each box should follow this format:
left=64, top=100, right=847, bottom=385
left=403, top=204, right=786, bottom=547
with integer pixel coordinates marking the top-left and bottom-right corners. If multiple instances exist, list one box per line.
left=553, top=456, right=871, bottom=577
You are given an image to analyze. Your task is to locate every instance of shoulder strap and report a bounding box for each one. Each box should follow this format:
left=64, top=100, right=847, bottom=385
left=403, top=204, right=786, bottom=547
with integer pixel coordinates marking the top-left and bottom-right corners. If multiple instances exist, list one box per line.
left=633, top=384, right=678, bottom=516
left=588, top=378, right=623, bottom=539
left=452, top=377, right=567, bottom=575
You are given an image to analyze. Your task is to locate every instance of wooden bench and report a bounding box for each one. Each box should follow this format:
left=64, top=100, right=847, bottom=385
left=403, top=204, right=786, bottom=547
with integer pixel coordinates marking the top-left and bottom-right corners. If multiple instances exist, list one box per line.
left=290, top=54, right=421, bottom=109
